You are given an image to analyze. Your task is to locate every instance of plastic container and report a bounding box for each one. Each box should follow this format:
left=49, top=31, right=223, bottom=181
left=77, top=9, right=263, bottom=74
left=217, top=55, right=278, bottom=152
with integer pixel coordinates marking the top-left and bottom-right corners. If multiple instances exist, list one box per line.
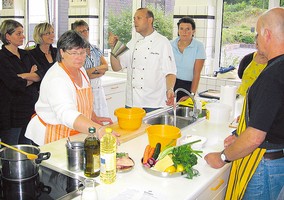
left=114, top=107, right=146, bottom=130
left=205, top=103, right=231, bottom=124
left=100, top=128, right=117, bottom=184
left=146, top=125, right=181, bottom=151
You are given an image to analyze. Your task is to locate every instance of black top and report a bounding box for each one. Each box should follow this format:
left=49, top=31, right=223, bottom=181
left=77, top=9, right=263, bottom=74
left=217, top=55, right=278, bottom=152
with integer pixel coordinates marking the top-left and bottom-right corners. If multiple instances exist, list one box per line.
left=247, top=54, right=284, bottom=148
left=0, top=45, right=43, bottom=129
left=238, top=52, right=254, bottom=79
left=29, top=44, right=57, bottom=78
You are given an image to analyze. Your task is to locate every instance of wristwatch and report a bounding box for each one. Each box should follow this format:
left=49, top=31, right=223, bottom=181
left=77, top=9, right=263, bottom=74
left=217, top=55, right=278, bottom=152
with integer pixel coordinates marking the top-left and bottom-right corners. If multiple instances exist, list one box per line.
left=221, top=150, right=231, bottom=163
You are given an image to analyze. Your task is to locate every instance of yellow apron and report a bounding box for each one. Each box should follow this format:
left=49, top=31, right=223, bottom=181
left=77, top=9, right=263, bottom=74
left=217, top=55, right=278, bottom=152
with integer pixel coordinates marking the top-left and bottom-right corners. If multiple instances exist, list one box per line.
left=225, top=97, right=266, bottom=200
left=44, top=62, right=93, bottom=144
left=237, top=52, right=267, bottom=97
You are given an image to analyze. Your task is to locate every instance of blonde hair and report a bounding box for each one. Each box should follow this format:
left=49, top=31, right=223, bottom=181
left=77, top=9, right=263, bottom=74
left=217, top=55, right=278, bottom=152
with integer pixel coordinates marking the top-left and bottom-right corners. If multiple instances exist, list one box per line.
left=33, top=22, right=53, bottom=44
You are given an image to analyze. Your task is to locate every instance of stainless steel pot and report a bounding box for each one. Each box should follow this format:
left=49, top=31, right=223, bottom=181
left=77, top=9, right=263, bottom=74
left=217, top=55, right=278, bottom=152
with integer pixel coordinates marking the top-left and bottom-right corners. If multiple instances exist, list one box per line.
left=0, top=145, right=51, bottom=180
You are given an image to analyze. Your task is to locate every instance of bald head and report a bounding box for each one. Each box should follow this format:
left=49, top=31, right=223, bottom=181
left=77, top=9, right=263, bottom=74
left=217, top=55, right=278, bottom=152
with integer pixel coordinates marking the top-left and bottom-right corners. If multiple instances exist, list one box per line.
left=256, top=7, right=284, bottom=59
left=259, top=7, right=284, bottom=42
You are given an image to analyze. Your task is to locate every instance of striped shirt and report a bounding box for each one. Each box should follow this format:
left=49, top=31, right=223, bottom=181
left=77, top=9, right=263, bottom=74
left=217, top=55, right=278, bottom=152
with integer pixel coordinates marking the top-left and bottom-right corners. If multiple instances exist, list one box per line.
left=84, top=45, right=103, bottom=69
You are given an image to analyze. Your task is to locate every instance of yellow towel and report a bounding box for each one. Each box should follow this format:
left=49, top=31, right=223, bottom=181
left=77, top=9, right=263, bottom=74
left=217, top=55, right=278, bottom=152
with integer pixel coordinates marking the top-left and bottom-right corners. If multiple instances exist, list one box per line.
left=178, top=98, right=207, bottom=109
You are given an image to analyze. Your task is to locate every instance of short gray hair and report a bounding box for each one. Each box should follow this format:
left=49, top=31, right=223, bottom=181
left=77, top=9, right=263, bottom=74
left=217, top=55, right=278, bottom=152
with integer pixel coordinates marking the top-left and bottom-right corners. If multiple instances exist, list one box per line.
left=56, top=30, right=89, bottom=62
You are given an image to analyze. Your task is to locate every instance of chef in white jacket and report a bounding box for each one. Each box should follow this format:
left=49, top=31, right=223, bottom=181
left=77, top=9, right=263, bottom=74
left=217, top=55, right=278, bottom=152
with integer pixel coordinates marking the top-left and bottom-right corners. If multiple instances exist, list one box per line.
left=109, top=8, right=176, bottom=113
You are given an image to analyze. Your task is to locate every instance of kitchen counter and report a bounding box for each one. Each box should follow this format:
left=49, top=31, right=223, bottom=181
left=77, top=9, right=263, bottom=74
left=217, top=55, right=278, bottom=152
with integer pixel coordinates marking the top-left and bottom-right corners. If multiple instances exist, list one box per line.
left=39, top=118, right=234, bottom=199
left=101, top=71, right=126, bottom=87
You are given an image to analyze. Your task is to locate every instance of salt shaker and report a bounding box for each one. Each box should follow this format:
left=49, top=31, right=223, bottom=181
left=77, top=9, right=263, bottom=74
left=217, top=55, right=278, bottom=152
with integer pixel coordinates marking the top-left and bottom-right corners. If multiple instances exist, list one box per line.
left=81, top=178, right=98, bottom=200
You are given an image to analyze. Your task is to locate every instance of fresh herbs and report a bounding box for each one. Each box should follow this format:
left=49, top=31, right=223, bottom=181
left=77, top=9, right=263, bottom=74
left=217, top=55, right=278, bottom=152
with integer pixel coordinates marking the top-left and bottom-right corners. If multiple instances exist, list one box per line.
left=158, top=140, right=203, bottom=179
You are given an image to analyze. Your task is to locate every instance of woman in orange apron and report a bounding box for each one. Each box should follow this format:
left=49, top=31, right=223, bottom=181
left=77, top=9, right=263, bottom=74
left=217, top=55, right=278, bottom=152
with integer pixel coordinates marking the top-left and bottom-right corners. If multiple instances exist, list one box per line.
left=25, top=30, right=112, bottom=145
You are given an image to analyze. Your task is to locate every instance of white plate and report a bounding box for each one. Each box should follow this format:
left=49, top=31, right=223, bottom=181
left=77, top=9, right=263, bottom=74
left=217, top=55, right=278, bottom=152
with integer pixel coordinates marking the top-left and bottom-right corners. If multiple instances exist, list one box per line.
left=178, top=135, right=207, bottom=149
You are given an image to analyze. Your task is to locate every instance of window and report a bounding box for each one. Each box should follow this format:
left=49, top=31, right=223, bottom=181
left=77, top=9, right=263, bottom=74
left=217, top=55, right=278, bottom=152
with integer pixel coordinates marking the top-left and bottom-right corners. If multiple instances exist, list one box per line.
left=220, top=0, right=269, bottom=71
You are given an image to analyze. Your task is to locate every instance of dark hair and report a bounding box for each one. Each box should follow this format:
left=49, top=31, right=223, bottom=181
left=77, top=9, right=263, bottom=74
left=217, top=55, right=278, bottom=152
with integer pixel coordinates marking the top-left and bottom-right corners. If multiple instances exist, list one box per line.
left=0, top=19, right=23, bottom=45
left=71, top=20, right=89, bottom=30
left=177, top=17, right=196, bottom=30
left=56, top=30, right=89, bottom=62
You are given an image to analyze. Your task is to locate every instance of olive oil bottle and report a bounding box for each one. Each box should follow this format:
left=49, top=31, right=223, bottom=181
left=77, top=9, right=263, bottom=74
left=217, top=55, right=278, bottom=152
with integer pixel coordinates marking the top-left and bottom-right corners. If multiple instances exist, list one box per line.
left=100, top=128, right=117, bottom=184
left=84, top=127, right=100, bottom=177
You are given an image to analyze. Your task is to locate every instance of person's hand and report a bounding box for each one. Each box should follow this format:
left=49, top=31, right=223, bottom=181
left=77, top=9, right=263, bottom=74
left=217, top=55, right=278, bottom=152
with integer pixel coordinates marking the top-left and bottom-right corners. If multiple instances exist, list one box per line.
left=204, top=152, right=226, bottom=169
left=166, top=89, right=175, bottom=106
left=108, top=32, right=118, bottom=49
left=93, top=116, right=113, bottom=126
left=224, top=135, right=237, bottom=148
left=30, top=65, right=38, bottom=73
left=97, top=125, right=121, bottom=145
left=178, top=95, right=189, bottom=102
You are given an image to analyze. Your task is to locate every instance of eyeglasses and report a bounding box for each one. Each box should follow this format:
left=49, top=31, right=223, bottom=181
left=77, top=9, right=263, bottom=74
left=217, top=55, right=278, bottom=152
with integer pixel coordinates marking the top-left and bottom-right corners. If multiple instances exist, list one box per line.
left=43, top=31, right=54, bottom=36
left=65, top=50, right=87, bottom=57
left=79, top=29, right=89, bottom=34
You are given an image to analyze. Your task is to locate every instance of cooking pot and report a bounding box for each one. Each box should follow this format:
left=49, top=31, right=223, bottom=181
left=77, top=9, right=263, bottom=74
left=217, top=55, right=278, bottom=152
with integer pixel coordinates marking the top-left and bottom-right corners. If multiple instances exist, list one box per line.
left=0, top=145, right=51, bottom=180
left=205, top=103, right=231, bottom=124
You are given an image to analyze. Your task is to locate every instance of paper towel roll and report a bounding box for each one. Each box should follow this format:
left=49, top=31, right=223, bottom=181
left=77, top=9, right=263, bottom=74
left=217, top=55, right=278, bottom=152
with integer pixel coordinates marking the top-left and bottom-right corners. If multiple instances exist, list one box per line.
left=220, top=85, right=237, bottom=120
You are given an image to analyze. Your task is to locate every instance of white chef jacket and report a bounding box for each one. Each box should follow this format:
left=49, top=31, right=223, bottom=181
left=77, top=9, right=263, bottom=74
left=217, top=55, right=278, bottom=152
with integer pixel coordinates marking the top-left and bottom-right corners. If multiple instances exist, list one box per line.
left=25, top=62, right=90, bottom=145
left=119, top=30, right=176, bottom=108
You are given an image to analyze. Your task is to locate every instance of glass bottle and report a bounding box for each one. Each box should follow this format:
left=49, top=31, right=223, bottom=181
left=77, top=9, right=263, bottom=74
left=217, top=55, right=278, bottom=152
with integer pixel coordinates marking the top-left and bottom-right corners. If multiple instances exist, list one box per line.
left=100, top=128, right=117, bottom=184
left=81, top=178, right=98, bottom=200
left=84, top=127, right=100, bottom=177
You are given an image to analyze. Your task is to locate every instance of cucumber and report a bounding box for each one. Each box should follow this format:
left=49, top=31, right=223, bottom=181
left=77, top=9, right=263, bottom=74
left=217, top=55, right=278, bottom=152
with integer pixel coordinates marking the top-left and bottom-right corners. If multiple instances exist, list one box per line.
left=152, top=143, right=161, bottom=159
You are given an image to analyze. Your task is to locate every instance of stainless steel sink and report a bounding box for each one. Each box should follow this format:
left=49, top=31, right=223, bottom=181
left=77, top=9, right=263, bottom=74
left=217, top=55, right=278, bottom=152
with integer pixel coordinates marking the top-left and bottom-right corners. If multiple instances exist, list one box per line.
left=143, top=114, right=196, bottom=129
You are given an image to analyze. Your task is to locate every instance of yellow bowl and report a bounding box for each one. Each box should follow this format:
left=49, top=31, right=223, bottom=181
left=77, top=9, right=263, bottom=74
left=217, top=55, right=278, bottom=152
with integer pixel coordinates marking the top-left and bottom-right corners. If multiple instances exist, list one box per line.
left=146, top=125, right=181, bottom=151
left=114, top=107, right=146, bottom=130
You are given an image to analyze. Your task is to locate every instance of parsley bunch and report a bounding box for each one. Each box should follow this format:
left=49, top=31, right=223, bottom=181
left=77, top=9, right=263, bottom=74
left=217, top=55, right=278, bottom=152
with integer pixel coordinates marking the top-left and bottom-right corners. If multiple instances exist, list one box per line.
left=172, top=140, right=203, bottom=179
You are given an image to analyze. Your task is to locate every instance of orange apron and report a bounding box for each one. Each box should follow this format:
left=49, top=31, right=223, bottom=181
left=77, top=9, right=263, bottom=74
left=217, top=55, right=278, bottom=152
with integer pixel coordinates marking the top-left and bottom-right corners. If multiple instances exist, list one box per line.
left=44, top=62, right=93, bottom=144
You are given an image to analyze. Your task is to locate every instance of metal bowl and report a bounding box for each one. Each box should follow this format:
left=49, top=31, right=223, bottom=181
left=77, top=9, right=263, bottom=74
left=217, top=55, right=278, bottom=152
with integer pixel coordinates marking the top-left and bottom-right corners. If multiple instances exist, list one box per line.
left=141, top=159, right=184, bottom=178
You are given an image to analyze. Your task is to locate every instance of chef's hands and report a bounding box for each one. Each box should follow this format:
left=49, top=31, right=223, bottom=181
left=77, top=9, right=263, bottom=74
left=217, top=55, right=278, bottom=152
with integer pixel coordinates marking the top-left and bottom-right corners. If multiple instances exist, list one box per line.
left=166, top=89, right=175, bottom=106
left=204, top=152, right=226, bottom=169
left=108, top=32, right=119, bottom=50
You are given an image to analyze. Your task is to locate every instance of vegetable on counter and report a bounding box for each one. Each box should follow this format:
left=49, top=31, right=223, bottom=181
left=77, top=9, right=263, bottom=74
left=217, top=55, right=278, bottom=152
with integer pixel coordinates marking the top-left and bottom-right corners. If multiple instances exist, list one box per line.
left=143, top=140, right=203, bottom=179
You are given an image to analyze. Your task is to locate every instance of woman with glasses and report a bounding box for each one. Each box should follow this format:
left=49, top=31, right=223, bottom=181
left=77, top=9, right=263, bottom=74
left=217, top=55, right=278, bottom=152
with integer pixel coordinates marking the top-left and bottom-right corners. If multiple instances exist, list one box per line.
left=0, top=19, right=43, bottom=145
left=71, top=20, right=109, bottom=117
left=25, top=30, right=113, bottom=145
left=29, top=22, right=57, bottom=79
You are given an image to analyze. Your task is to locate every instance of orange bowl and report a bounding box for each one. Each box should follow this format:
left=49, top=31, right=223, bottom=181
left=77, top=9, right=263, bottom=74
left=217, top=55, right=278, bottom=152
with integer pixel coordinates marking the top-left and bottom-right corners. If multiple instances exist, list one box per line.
left=114, top=107, right=146, bottom=130
left=146, top=125, right=181, bottom=151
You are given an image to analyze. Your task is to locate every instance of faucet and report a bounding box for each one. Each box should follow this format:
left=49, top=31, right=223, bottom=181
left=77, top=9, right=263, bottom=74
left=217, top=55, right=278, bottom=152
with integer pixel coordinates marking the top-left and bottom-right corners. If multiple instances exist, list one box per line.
left=174, top=88, right=200, bottom=119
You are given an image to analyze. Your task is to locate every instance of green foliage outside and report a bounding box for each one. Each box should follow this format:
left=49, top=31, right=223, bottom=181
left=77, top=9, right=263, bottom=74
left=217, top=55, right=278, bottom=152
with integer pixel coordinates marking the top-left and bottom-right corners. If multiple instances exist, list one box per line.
left=108, top=6, right=173, bottom=47
left=222, top=2, right=266, bottom=45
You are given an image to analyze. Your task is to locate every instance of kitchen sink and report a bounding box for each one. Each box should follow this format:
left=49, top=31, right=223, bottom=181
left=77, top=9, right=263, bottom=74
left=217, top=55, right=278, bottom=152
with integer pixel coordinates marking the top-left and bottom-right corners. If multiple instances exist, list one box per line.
left=143, top=114, right=196, bottom=129
left=143, top=106, right=206, bottom=129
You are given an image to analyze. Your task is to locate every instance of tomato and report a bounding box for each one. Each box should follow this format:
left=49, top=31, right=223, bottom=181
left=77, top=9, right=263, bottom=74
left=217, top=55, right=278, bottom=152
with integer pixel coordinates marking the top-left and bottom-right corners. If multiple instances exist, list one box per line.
left=164, top=165, right=176, bottom=173
left=176, top=164, right=184, bottom=172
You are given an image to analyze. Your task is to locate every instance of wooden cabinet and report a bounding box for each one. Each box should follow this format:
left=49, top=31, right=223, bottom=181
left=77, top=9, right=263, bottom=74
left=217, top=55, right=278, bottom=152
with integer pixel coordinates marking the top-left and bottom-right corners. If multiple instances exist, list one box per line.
left=196, top=165, right=230, bottom=200
left=104, top=82, right=126, bottom=121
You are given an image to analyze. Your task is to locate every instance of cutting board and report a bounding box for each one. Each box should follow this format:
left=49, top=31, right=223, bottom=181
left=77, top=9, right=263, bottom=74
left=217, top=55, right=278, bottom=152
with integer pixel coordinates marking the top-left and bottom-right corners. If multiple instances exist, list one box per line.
left=107, top=123, right=150, bottom=143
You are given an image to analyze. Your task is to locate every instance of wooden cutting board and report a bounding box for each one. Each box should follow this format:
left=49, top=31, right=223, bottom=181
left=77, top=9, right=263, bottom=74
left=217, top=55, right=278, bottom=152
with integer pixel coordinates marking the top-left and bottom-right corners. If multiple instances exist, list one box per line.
left=107, top=123, right=150, bottom=143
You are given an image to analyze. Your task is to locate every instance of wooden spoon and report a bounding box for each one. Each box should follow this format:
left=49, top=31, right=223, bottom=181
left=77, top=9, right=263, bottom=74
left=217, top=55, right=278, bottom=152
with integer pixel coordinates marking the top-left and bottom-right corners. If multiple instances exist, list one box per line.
left=0, top=141, right=38, bottom=160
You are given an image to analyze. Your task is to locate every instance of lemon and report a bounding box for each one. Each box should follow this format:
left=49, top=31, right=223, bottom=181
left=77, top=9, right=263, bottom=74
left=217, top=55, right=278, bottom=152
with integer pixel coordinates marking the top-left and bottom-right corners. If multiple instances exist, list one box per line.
left=164, top=165, right=176, bottom=173
left=176, top=164, right=184, bottom=172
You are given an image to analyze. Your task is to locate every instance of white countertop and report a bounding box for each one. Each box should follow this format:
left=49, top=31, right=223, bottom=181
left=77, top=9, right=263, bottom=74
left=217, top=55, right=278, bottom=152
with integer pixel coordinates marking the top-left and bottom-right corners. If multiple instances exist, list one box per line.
left=101, top=71, right=126, bottom=87
left=39, top=117, right=234, bottom=200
